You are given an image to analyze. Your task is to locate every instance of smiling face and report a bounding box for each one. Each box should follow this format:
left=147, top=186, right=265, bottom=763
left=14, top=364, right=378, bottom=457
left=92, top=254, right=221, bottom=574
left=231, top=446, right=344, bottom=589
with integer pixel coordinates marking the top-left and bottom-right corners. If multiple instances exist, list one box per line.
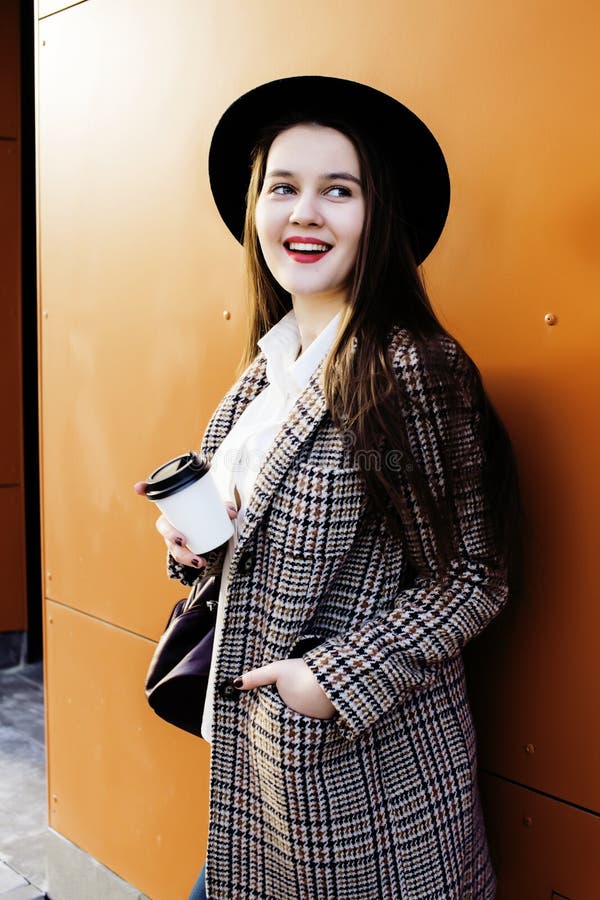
left=254, top=124, right=366, bottom=309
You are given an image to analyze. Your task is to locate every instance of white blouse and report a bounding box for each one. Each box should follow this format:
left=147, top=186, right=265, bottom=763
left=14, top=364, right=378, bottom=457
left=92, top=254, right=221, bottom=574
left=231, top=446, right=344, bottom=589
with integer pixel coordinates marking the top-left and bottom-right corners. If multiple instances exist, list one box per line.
left=201, top=308, right=342, bottom=743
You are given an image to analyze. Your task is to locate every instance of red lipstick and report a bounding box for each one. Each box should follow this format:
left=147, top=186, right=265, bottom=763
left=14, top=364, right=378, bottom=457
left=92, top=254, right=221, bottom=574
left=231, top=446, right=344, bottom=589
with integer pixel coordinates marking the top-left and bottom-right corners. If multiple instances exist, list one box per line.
left=283, top=236, right=332, bottom=264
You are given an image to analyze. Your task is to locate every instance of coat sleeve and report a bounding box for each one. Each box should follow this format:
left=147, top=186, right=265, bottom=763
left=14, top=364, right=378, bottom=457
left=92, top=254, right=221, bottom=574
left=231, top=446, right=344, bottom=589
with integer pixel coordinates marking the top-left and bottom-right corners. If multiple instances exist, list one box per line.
left=166, top=545, right=226, bottom=587
left=302, top=332, right=510, bottom=739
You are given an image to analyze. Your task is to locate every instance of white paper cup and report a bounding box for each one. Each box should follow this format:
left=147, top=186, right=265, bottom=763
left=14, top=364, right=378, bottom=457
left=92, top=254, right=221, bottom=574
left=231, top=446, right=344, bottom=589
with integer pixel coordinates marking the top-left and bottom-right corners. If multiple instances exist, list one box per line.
left=145, top=452, right=234, bottom=555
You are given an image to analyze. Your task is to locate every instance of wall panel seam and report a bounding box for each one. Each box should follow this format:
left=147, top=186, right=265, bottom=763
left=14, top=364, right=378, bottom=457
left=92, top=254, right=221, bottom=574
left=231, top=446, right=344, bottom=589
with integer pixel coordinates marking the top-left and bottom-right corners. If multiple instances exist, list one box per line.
left=46, top=596, right=158, bottom=645
left=39, top=1, right=89, bottom=21
left=480, top=768, right=600, bottom=818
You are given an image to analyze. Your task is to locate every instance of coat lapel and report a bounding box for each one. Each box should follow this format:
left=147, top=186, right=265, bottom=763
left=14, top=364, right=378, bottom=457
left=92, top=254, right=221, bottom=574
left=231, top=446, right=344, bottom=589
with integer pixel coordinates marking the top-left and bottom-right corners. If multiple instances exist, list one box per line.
left=235, top=361, right=330, bottom=551
left=201, top=351, right=331, bottom=553
left=200, top=354, right=269, bottom=459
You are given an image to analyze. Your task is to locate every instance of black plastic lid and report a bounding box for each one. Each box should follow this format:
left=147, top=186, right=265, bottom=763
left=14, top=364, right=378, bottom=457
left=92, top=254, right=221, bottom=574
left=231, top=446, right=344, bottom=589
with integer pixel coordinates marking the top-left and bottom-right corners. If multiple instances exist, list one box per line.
left=145, top=451, right=210, bottom=501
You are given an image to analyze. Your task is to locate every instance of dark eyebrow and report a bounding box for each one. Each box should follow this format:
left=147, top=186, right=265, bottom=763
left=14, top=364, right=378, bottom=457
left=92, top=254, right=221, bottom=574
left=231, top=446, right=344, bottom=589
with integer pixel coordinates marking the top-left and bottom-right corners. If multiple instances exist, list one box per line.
left=265, top=169, right=362, bottom=187
left=324, top=171, right=362, bottom=186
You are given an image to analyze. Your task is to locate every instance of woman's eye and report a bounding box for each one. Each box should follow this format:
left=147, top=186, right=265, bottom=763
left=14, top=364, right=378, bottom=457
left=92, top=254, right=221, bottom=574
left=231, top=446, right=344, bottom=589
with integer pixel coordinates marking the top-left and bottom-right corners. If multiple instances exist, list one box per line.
left=271, top=184, right=296, bottom=195
left=326, top=185, right=352, bottom=198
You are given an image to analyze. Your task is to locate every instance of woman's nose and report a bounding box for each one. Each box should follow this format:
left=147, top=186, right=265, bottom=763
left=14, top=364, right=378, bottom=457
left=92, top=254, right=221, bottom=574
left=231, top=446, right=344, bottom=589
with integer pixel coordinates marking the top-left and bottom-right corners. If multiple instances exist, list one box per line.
left=289, top=192, right=323, bottom=227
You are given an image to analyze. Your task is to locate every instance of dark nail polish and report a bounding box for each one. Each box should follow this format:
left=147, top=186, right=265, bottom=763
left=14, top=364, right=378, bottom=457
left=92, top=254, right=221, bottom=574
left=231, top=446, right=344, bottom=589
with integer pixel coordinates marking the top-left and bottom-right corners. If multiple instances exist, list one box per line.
left=233, top=677, right=243, bottom=688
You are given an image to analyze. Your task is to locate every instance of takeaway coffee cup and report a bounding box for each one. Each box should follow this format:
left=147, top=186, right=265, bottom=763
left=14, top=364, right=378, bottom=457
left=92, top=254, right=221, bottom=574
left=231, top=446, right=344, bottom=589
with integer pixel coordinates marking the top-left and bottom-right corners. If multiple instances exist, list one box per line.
left=145, top=451, right=234, bottom=555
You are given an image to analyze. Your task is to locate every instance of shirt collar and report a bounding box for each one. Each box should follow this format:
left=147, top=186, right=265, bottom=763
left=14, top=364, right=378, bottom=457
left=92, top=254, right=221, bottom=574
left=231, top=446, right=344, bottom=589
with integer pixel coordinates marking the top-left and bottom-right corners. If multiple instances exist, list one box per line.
left=258, top=309, right=342, bottom=397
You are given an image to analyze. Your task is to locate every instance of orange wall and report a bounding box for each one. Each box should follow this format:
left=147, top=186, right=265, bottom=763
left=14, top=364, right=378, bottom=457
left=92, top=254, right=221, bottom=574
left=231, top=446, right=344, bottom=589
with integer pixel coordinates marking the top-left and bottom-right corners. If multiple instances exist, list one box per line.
left=0, top=0, right=27, bottom=634
left=37, top=1, right=600, bottom=898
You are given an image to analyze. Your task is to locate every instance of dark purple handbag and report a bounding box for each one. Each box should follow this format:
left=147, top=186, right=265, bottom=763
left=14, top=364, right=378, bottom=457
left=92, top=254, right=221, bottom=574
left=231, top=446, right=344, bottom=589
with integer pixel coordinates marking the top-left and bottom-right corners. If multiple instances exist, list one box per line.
left=145, top=575, right=219, bottom=737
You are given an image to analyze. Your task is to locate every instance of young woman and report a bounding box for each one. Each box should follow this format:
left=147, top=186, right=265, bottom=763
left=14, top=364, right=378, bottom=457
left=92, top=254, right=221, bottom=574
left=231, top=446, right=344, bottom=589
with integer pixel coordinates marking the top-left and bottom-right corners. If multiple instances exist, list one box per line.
left=141, top=76, right=521, bottom=900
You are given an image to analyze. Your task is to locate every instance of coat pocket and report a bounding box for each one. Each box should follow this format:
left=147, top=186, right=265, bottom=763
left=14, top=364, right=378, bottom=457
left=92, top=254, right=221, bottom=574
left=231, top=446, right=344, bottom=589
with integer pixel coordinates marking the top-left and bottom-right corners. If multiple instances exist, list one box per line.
left=249, top=683, right=340, bottom=757
left=267, top=462, right=366, bottom=560
left=262, top=683, right=338, bottom=727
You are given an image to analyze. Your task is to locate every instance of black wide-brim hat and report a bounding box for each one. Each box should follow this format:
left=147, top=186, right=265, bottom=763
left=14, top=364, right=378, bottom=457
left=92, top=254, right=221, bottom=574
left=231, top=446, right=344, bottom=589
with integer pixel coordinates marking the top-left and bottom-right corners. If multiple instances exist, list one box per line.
left=208, top=76, right=450, bottom=265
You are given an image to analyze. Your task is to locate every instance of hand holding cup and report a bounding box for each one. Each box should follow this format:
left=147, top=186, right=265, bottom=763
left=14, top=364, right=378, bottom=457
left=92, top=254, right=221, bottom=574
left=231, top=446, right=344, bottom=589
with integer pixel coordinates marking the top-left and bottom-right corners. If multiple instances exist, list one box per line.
left=134, top=452, right=237, bottom=568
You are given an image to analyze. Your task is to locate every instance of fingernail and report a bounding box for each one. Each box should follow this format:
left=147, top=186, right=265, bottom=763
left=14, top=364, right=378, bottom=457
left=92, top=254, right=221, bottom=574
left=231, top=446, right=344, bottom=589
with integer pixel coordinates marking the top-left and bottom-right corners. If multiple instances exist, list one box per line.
left=174, top=538, right=183, bottom=547
left=233, top=677, right=243, bottom=689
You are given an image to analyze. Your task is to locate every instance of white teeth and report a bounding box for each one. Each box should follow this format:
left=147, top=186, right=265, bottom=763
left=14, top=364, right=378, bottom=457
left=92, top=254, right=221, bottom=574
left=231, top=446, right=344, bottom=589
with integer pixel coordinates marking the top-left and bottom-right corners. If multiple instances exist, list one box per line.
left=287, top=242, right=330, bottom=252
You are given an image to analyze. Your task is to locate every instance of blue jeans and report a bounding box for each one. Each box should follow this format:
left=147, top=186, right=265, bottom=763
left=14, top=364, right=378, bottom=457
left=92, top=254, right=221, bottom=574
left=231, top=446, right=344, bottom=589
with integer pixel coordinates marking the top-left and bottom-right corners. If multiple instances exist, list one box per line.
left=188, top=863, right=207, bottom=900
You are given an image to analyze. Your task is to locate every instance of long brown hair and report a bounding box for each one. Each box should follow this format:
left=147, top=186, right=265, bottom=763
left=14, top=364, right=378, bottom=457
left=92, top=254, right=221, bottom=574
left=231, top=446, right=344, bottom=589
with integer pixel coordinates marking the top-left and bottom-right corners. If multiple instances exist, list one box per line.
left=240, top=116, right=522, bottom=588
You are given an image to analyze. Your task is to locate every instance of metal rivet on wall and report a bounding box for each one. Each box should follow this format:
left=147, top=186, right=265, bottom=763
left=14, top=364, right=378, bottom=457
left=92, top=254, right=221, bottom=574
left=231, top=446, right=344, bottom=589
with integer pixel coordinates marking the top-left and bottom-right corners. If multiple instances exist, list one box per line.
left=522, top=816, right=533, bottom=828
left=524, top=743, right=536, bottom=754
left=544, top=313, right=558, bottom=325
left=223, top=310, right=231, bottom=320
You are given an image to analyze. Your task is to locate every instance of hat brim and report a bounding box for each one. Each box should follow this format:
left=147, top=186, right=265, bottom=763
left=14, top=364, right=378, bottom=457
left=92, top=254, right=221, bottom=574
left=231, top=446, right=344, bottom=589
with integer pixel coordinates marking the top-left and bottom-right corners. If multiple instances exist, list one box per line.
left=208, top=76, right=450, bottom=265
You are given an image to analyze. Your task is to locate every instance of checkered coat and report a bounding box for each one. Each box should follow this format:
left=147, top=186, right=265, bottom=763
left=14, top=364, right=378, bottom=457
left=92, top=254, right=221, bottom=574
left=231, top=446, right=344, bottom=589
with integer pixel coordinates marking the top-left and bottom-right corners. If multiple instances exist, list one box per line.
left=174, top=327, right=507, bottom=899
